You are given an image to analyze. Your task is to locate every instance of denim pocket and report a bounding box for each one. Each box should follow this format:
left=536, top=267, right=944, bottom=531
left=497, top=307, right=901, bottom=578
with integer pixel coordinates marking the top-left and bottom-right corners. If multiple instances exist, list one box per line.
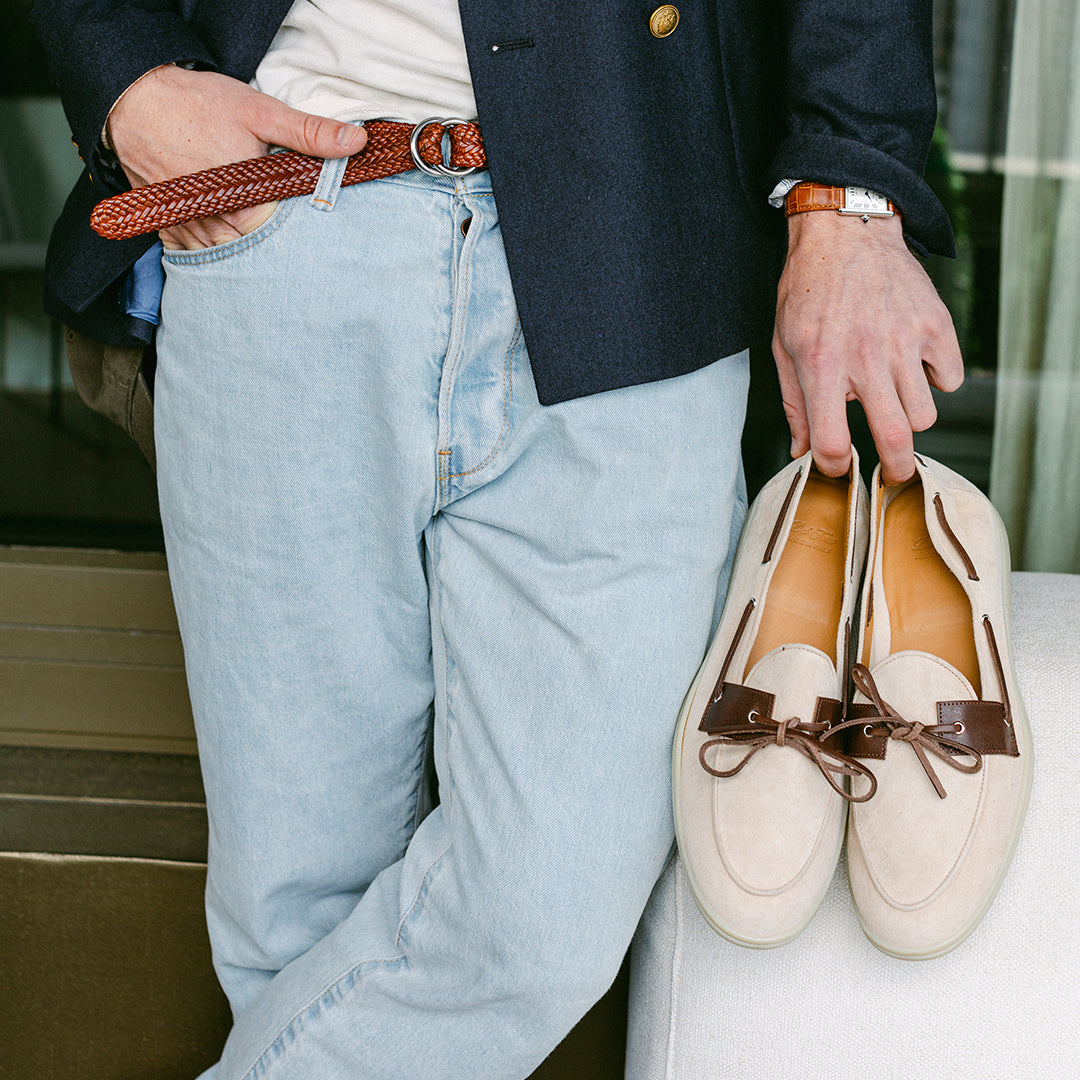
left=161, top=197, right=294, bottom=267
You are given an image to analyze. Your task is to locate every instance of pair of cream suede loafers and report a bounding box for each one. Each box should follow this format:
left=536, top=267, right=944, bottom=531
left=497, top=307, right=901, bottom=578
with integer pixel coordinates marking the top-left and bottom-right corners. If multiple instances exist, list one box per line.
left=672, top=449, right=1033, bottom=959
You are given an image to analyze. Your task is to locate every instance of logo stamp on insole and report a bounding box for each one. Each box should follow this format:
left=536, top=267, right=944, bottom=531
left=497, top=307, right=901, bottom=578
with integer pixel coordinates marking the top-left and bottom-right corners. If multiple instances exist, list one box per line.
left=912, top=534, right=937, bottom=559
left=789, top=519, right=838, bottom=553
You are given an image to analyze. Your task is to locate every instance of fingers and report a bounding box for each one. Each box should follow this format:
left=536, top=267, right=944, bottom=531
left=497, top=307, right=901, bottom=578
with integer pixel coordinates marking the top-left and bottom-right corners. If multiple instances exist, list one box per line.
left=856, top=318, right=962, bottom=483
left=786, top=346, right=927, bottom=484
left=774, top=211, right=964, bottom=485
left=858, top=377, right=918, bottom=485
left=773, top=328, right=952, bottom=485
left=773, top=335, right=855, bottom=478
left=156, top=92, right=366, bottom=249
left=250, top=98, right=367, bottom=159
left=110, top=65, right=369, bottom=192
left=160, top=202, right=280, bottom=251
left=921, top=310, right=965, bottom=394
left=773, top=331, right=842, bottom=473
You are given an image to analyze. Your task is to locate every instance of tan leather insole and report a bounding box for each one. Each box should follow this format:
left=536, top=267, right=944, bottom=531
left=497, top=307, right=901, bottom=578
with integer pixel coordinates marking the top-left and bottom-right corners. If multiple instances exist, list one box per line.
left=746, top=470, right=849, bottom=674
left=881, top=481, right=981, bottom=693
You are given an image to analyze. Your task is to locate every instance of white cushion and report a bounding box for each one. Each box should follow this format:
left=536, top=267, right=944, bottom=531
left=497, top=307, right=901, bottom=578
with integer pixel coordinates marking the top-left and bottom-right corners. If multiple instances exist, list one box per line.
left=628, top=572, right=1080, bottom=1080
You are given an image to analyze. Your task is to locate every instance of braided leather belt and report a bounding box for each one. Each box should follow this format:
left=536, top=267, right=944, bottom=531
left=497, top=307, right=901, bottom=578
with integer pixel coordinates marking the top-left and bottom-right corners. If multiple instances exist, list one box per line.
left=90, top=117, right=486, bottom=241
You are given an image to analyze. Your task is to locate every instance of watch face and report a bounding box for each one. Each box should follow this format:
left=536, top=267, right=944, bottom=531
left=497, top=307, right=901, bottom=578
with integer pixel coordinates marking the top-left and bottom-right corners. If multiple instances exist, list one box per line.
left=842, top=187, right=893, bottom=216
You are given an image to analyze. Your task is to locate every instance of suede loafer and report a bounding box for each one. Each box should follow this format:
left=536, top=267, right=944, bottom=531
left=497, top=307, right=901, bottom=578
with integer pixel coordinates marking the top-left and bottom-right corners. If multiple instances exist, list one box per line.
left=842, top=453, right=1034, bottom=959
left=673, top=449, right=869, bottom=948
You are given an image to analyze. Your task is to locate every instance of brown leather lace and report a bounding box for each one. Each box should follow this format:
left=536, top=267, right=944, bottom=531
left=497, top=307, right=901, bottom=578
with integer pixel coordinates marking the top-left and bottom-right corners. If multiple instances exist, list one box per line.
left=833, top=664, right=983, bottom=799
left=698, top=709, right=878, bottom=803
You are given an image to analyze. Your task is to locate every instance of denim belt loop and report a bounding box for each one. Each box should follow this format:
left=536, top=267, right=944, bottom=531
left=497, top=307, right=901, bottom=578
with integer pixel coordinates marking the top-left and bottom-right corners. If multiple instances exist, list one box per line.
left=310, top=152, right=353, bottom=212
left=310, top=120, right=367, bottom=212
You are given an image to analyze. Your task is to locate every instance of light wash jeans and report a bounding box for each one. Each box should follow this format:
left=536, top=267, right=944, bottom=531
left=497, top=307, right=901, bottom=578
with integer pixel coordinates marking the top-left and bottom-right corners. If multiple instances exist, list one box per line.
left=155, top=159, right=748, bottom=1080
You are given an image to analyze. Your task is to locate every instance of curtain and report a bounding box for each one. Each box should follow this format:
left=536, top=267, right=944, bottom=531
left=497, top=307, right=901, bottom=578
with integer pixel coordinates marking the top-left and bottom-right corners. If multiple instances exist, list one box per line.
left=990, top=0, right=1080, bottom=572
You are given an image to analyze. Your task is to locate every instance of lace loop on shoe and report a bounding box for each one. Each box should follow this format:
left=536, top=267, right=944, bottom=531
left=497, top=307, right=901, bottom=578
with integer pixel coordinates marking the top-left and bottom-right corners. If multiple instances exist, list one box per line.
left=698, top=683, right=878, bottom=803
left=836, top=663, right=983, bottom=800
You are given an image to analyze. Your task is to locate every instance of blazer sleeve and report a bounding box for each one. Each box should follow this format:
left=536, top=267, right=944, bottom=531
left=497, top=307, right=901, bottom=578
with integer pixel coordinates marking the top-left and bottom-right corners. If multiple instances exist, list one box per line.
left=30, top=1, right=219, bottom=190
left=767, top=0, right=953, bottom=255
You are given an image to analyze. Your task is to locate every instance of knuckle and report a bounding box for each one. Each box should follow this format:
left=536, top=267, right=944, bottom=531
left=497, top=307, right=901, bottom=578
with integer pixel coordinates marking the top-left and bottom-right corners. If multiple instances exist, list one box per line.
left=301, top=113, right=325, bottom=143
left=813, top=433, right=852, bottom=464
left=797, top=348, right=835, bottom=380
left=853, top=336, right=879, bottom=366
left=876, top=419, right=914, bottom=455
left=940, top=363, right=965, bottom=392
left=872, top=421, right=915, bottom=464
left=243, top=95, right=274, bottom=127
left=929, top=305, right=957, bottom=336
left=909, top=400, right=938, bottom=433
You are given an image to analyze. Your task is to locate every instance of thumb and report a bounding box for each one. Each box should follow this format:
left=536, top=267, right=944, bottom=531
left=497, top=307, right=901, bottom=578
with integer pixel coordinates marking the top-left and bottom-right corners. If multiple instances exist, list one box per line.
left=252, top=99, right=367, bottom=158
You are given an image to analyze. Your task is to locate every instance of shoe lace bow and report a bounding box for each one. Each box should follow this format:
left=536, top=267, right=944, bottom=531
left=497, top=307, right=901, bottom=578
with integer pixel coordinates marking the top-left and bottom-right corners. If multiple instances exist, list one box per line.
left=829, top=664, right=983, bottom=799
left=698, top=700, right=879, bottom=803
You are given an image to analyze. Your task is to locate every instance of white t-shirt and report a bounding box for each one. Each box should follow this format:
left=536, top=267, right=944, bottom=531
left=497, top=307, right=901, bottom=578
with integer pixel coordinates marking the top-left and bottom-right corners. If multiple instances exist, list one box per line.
left=252, top=0, right=477, bottom=123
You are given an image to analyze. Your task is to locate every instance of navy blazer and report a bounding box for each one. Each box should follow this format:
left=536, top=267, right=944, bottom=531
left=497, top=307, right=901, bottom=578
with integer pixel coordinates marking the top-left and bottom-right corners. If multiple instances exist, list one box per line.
left=32, top=0, right=952, bottom=405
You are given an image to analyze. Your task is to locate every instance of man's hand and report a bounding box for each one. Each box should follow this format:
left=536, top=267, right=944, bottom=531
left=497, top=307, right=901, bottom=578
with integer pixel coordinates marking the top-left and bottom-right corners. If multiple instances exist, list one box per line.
left=107, top=65, right=367, bottom=250
left=772, top=210, right=963, bottom=485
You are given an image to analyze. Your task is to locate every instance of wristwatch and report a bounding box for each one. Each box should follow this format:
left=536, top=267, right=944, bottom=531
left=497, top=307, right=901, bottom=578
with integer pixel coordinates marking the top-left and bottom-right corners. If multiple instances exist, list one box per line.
left=784, top=182, right=897, bottom=221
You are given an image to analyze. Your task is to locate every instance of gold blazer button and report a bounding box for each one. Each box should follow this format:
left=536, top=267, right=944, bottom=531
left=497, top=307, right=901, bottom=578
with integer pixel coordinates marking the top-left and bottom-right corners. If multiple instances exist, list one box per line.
left=650, top=5, right=680, bottom=38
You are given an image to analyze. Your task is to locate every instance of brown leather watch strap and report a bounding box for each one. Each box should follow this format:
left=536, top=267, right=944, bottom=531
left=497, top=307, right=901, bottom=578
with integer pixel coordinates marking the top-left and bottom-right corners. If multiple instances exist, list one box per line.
left=783, top=182, right=898, bottom=218
left=785, top=183, right=845, bottom=214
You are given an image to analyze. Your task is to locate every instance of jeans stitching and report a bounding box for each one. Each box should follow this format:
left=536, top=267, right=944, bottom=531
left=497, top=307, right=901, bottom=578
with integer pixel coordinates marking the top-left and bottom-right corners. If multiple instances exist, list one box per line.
left=438, top=197, right=517, bottom=492
left=393, top=519, right=454, bottom=948
left=236, top=851, right=452, bottom=1077
left=435, top=200, right=474, bottom=508
left=448, top=318, right=519, bottom=479
left=394, top=842, right=454, bottom=951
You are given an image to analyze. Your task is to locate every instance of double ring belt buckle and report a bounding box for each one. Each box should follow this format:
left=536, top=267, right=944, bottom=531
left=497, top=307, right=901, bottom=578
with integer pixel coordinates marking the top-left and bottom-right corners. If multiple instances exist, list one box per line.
left=409, top=117, right=479, bottom=177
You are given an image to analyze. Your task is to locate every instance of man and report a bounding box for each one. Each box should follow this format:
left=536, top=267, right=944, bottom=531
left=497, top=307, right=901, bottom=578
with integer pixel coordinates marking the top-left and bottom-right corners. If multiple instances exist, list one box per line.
left=33, top=2, right=961, bottom=1077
